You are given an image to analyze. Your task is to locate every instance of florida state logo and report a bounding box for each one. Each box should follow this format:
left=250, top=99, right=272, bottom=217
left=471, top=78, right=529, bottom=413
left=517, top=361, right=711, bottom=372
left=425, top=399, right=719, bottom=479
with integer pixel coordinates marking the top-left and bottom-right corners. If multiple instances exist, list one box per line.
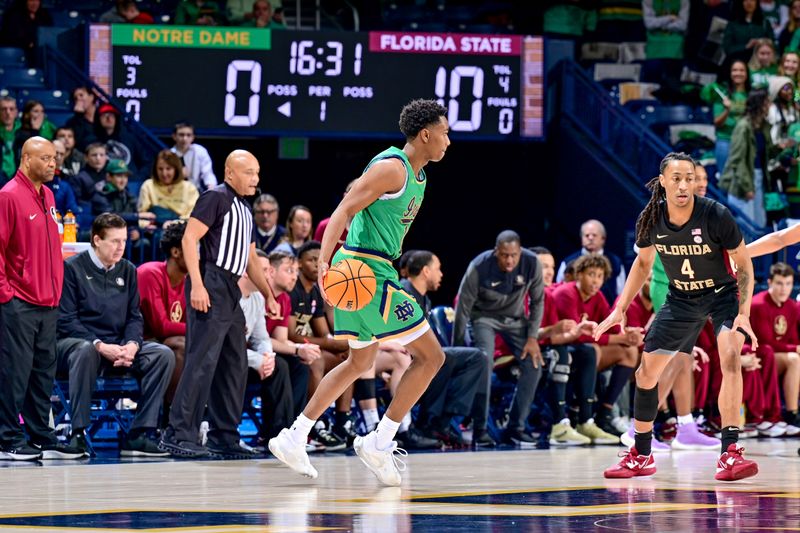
left=774, top=315, right=788, bottom=336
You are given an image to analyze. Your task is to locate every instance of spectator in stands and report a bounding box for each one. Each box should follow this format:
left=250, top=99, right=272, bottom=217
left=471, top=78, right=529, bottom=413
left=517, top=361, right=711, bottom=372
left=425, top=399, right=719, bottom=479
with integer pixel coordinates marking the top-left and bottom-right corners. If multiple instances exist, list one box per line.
left=46, top=139, right=79, bottom=216
left=0, top=0, right=53, bottom=65
left=783, top=0, right=800, bottom=52
left=55, top=127, right=84, bottom=180
left=0, top=137, right=85, bottom=461
left=718, top=89, right=776, bottom=227
left=65, top=87, right=98, bottom=151
left=264, top=251, right=319, bottom=423
left=57, top=213, right=175, bottom=456
left=175, top=0, right=225, bottom=25
left=748, top=38, right=778, bottom=88
left=0, top=96, right=20, bottom=185
left=239, top=249, right=293, bottom=445
left=137, top=221, right=189, bottom=404
left=767, top=76, right=798, bottom=145
left=750, top=262, right=800, bottom=436
left=706, top=59, right=750, bottom=176
left=542, top=0, right=597, bottom=41
left=275, top=205, right=313, bottom=255
left=402, top=250, right=484, bottom=448
left=286, top=241, right=356, bottom=450
left=240, top=0, right=284, bottom=28
left=314, top=180, right=355, bottom=255
left=722, top=0, right=775, bottom=63
left=594, top=0, right=645, bottom=42
left=92, top=159, right=144, bottom=244
left=69, top=142, right=107, bottom=203
left=553, top=254, right=638, bottom=439
left=454, top=230, right=545, bottom=448
left=778, top=52, right=800, bottom=100
left=93, top=104, right=144, bottom=176
left=556, top=219, right=626, bottom=304
left=138, top=150, right=199, bottom=230
left=762, top=0, right=789, bottom=39
left=12, top=100, right=56, bottom=165
left=228, top=0, right=283, bottom=24
left=170, top=122, right=217, bottom=192
left=641, top=0, right=689, bottom=87
left=100, top=0, right=155, bottom=23
left=253, top=193, right=286, bottom=253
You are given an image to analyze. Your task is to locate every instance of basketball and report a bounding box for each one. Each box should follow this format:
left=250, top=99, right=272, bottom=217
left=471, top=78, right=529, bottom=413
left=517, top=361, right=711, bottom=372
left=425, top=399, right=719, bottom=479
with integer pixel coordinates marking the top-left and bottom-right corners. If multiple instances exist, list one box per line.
left=323, top=258, right=377, bottom=312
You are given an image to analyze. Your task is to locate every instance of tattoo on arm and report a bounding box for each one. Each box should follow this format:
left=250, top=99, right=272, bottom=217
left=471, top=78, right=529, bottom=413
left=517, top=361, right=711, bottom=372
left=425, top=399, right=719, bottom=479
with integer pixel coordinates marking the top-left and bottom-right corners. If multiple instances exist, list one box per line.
left=737, top=267, right=750, bottom=308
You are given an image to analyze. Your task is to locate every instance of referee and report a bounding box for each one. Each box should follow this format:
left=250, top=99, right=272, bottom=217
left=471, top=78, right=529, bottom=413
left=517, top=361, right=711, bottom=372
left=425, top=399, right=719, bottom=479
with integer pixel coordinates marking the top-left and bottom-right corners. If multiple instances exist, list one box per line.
left=160, top=150, right=280, bottom=459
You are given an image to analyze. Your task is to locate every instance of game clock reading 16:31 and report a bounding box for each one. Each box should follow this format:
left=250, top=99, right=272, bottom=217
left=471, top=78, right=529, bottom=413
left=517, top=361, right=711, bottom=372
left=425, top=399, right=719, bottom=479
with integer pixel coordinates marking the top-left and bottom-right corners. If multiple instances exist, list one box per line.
left=108, top=25, right=543, bottom=139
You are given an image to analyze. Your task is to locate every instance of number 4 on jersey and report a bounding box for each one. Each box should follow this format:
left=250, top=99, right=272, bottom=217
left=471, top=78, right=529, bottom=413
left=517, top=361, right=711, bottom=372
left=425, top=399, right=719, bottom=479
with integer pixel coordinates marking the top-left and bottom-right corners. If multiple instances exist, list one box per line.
left=681, top=258, right=695, bottom=279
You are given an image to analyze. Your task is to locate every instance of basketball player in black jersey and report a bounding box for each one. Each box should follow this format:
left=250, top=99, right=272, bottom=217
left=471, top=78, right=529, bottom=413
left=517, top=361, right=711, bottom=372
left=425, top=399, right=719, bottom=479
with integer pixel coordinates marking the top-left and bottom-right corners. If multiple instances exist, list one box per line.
left=595, top=152, right=760, bottom=481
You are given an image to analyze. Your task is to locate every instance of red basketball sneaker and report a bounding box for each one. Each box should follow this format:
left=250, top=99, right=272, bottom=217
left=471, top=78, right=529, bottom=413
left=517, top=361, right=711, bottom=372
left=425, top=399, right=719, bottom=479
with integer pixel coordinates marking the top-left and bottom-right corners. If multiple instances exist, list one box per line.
left=715, top=444, right=758, bottom=481
left=604, top=447, right=656, bottom=479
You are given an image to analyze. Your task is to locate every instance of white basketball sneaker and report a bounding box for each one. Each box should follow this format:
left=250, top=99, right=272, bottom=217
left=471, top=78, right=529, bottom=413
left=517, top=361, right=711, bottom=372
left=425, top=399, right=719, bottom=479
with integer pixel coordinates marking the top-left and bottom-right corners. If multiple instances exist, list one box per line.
left=268, top=428, right=318, bottom=479
left=354, top=431, right=407, bottom=487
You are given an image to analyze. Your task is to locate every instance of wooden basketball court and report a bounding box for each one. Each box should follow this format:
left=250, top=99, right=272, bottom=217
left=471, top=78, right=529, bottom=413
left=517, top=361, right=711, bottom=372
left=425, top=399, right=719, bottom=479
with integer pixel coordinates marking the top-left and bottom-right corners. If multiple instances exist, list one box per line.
left=0, top=439, right=798, bottom=531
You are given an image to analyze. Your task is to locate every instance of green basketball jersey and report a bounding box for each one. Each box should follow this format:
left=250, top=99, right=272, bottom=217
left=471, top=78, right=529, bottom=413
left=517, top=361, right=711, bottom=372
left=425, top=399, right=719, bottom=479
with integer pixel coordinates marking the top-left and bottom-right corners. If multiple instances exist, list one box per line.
left=345, top=146, right=426, bottom=259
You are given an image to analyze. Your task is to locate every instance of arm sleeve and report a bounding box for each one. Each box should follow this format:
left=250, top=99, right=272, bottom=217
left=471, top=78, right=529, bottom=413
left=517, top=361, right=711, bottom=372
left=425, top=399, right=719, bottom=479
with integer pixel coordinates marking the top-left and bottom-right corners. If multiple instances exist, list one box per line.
left=57, top=262, right=96, bottom=342
left=137, top=269, right=187, bottom=338
left=182, top=183, right=200, bottom=219
left=123, top=266, right=144, bottom=347
left=0, top=195, right=15, bottom=303
left=555, top=261, right=566, bottom=283
left=453, top=262, right=479, bottom=346
left=247, top=349, right=264, bottom=371
left=249, top=294, right=274, bottom=354
left=526, top=258, right=544, bottom=339
left=664, top=0, right=689, bottom=32
left=190, top=189, right=223, bottom=228
left=137, top=180, right=153, bottom=212
left=642, top=0, right=676, bottom=29
left=197, top=147, right=218, bottom=190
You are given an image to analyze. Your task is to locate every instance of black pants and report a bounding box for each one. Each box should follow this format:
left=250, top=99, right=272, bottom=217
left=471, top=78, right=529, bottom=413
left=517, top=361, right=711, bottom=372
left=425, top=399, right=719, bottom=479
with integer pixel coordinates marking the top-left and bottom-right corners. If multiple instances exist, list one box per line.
left=277, top=353, right=310, bottom=419
left=419, top=346, right=485, bottom=425
left=248, top=355, right=293, bottom=440
left=169, top=265, right=248, bottom=447
left=0, top=298, right=58, bottom=447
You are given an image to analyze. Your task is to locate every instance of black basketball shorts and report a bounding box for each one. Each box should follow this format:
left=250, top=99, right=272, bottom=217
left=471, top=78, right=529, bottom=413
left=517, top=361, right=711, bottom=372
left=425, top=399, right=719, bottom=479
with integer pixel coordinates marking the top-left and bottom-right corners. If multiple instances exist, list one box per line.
left=643, top=283, right=739, bottom=355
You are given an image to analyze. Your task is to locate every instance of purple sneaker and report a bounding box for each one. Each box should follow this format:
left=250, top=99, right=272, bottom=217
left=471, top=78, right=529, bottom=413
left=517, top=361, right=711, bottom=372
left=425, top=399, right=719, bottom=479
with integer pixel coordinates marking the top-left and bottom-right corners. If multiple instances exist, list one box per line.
left=671, top=421, right=720, bottom=450
left=620, top=423, right=671, bottom=453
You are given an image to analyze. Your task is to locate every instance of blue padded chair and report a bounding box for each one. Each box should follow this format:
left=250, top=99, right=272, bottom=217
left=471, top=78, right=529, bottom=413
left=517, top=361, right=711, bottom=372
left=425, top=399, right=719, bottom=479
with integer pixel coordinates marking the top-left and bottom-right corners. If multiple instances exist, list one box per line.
left=0, top=47, right=25, bottom=67
left=0, top=67, right=45, bottom=89
left=428, top=305, right=454, bottom=347
left=16, top=88, right=71, bottom=111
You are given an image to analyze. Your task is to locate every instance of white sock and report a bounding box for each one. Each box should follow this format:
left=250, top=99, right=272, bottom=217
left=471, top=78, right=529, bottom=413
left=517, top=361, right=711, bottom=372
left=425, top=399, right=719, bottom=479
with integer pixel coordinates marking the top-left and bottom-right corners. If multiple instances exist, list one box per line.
left=288, top=414, right=315, bottom=445
left=399, top=412, right=412, bottom=433
left=677, top=414, right=694, bottom=426
left=363, top=408, right=380, bottom=432
left=375, top=416, right=401, bottom=450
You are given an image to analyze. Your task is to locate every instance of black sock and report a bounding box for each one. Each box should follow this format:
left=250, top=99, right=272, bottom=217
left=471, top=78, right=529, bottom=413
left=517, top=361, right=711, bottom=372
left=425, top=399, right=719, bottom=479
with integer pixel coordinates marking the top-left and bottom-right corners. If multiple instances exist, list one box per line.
left=634, top=430, right=653, bottom=456
left=334, top=411, right=350, bottom=429
left=602, top=365, right=635, bottom=406
left=721, top=426, right=739, bottom=454
left=785, top=410, right=799, bottom=426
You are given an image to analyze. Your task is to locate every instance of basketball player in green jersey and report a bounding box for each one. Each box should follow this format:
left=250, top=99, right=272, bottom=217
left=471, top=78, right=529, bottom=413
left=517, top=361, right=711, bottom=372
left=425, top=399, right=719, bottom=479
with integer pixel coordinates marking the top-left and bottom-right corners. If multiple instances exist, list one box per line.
left=269, top=99, right=449, bottom=486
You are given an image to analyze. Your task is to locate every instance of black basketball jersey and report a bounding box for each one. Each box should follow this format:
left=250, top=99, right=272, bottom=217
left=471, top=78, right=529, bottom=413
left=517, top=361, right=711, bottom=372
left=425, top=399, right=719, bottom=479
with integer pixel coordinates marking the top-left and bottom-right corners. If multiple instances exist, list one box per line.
left=637, top=196, right=742, bottom=295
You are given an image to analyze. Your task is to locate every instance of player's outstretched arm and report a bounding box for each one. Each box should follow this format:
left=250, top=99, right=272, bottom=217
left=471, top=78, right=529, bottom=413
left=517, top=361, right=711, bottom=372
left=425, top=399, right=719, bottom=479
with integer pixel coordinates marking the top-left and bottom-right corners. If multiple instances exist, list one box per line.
left=729, top=239, right=759, bottom=350
left=746, top=223, right=800, bottom=258
left=593, top=246, right=655, bottom=341
left=318, top=159, right=406, bottom=296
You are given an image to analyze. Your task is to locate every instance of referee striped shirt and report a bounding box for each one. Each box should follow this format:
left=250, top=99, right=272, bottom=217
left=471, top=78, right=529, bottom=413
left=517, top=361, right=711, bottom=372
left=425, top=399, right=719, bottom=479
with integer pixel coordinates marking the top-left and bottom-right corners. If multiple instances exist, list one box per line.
left=190, top=183, right=255, bottom=277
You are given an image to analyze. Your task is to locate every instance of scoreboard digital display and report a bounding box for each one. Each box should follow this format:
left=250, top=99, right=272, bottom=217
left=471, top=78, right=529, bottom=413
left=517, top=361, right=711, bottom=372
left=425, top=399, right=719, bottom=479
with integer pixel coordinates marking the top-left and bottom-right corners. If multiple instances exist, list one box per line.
left=89, top=24, right=544, bottom=140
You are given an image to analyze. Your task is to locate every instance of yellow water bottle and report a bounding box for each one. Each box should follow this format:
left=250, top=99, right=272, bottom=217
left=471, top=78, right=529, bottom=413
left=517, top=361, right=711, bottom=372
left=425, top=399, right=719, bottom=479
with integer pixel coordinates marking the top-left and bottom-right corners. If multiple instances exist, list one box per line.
left=63, top=210, right=77, bottom=243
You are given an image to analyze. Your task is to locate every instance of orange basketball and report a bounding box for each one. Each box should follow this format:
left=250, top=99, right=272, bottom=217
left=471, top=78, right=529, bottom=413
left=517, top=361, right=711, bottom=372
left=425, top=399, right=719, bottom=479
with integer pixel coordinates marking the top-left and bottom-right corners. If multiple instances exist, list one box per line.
left=324, top=258, right=377, bottom=312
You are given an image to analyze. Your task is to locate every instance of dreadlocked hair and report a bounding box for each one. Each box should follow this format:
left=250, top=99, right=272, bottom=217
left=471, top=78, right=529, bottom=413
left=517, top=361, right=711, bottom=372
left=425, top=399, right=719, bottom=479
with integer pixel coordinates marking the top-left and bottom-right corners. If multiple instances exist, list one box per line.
left=635, top=152, right=695, bottom=243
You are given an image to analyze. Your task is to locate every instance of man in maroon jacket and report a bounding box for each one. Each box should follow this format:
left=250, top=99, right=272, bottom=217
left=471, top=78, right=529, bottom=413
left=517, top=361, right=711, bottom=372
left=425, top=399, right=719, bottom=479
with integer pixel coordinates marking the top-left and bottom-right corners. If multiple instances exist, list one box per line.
left=0, top=137, right=84, bottom=460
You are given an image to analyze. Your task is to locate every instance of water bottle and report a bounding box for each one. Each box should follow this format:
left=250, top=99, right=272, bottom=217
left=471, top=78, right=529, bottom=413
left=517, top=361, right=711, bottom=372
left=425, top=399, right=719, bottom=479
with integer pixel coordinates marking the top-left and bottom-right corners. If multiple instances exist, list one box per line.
left=56, top=210, right=63, bottom=243
left=63, top=210, right=77, bottom=243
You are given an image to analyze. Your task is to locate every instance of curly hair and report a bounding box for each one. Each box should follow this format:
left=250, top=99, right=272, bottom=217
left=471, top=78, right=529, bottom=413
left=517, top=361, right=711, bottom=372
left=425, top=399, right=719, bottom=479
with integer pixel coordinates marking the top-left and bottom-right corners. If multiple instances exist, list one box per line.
left=635, top=152, right=695, bottom=244
left=159, top=219, right=187, bottom=256
left=572, top=253, right=612, bottom=281
left=398, top=99, right=447, bottom=139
